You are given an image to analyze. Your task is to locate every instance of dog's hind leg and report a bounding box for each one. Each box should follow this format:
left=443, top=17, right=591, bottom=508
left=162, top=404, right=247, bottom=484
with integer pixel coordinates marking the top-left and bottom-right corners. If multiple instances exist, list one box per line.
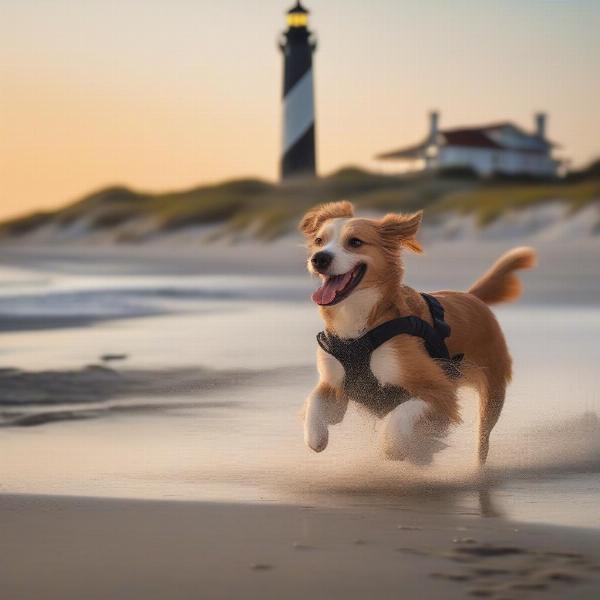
left=477, top=381, right=506, bottom=466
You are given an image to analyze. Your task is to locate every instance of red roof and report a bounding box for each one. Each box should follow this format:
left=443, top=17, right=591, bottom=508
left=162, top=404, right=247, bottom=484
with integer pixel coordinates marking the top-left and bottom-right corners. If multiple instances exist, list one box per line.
left=441, top=128, right=502, bottom=149
left=376, top=122, right=553, bottom=160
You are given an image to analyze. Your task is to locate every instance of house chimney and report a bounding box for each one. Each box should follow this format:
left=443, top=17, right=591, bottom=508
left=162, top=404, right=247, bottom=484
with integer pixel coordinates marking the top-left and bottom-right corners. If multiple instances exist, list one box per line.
left=429, top=111, right=439, bottom=142
left=535, top=112, right=547, bottom=139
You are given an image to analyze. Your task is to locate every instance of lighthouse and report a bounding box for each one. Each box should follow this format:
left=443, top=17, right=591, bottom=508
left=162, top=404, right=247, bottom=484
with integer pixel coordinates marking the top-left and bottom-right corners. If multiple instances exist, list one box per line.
left=279, top=1, right=317, bottom=180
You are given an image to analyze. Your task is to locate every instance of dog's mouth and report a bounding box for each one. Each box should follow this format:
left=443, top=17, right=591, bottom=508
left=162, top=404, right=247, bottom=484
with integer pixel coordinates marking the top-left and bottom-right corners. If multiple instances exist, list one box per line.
left=311, top=263, right=367, bottom=307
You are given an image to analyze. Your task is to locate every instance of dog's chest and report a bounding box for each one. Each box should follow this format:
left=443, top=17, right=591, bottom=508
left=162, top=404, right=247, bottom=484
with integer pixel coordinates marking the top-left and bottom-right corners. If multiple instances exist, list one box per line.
left=320, top=340, right=409, bottom=419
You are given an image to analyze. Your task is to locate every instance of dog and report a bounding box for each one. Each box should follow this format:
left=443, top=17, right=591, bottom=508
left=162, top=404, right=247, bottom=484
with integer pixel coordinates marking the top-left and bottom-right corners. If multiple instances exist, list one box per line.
left=299, top=201, right=536, bottom=465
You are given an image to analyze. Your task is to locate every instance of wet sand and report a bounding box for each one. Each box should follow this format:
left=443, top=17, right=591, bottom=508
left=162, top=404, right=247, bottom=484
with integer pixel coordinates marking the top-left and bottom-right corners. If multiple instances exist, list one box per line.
left=0, top=364, right=304, bottom=427
left=2, top=494, right=600, bottom=600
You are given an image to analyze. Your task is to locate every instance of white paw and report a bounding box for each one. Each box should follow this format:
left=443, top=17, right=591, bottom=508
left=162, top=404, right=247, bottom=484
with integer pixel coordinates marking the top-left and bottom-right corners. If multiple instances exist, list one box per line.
left=382, top=399, right=449, bottom=464
left=305, top=420, right=329, bottom=453
left=383, top=429, right=448, bottom=464
left=382, top=439, right=408, bottom=461
left=405, top=436, right=449, bottom=466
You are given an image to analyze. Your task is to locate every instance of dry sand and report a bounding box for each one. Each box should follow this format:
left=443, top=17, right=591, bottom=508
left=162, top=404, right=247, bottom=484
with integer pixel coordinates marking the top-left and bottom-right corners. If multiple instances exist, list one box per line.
left=2, top=494, right=600, bottom=600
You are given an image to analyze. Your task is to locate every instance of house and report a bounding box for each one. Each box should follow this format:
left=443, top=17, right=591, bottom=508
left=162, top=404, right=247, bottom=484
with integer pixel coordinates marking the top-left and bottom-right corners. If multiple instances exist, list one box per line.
left=376, top=112, right=562, bottom=178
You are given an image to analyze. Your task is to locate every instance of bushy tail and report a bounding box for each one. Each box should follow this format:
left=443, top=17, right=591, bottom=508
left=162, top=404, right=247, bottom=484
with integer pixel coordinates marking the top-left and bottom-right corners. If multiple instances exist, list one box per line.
left=468, top=247, right=537, bottom=305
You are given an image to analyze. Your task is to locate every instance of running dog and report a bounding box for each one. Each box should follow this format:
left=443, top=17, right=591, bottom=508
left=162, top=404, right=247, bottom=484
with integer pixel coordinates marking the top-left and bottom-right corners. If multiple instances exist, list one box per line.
left=300, top=201, right=536, bottom=465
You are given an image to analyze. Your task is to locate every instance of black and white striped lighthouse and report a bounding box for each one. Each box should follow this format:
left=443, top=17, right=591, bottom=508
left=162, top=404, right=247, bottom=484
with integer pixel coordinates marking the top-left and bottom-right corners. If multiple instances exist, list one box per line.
left=279, top=1, right=317, bottom=180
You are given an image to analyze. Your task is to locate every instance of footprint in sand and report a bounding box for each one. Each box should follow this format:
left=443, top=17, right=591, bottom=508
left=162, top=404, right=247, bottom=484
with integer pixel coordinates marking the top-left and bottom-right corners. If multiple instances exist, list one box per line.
left=428, top=542, right=597, bottom=599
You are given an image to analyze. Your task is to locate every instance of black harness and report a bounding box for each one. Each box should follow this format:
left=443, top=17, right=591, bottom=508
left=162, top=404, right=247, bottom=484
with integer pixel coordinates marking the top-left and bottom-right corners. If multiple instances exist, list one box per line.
left=316, top=294, right=463, bottom=418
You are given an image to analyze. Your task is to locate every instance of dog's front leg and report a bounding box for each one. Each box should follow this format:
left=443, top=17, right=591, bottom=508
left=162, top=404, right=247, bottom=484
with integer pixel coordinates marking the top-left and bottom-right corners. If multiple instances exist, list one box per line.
left=381, top=354, right=461, bottom=464
left=304, top=383, right=346, bottom=453
left=304, top=348, right=348, bottom=453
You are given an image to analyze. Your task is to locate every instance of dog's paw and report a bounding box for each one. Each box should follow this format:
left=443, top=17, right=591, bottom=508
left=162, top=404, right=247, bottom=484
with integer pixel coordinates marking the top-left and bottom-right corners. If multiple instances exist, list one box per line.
left=305, top=420, right=329, bottom=453
left=383, top=434, right=448, bottom=464
left=404, top=436, right=449, bottom=466
left=382, top=399, right=427, bottom=461
left=382, top=401, right=450, bottom=464
left=382, top=436, right=408, bottom=461
left=404, top=416, right=450, bottom=464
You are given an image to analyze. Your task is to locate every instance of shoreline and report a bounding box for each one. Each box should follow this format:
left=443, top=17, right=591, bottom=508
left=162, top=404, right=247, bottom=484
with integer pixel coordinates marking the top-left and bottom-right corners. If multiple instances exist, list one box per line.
left=1, top=237, right=600, bottom=307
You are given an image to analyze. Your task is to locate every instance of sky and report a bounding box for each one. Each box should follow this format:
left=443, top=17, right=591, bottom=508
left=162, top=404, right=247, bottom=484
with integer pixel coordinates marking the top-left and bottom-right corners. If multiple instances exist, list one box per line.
left=1, top=0, right=599, bottom=220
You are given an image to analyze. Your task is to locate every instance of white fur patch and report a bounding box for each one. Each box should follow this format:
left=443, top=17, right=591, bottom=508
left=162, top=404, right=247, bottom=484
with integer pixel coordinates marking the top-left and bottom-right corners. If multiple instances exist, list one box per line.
left=317, top=347, right=344, bottom=387
left=321, top=219, right=357, bottom=275
left=370, top=342, right=402, bottom=386
left=382, top=399, right=428, bottom=460
left=382, top=399, right=450, bottom=464
left=389, top=399, right=429, bottom=440
left=329, top=287, right=381, bottom=339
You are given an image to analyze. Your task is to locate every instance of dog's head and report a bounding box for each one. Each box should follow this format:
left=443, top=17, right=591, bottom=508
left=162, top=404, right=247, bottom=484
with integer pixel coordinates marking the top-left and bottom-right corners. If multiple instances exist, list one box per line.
left=299, top=201, right=423, bottom=307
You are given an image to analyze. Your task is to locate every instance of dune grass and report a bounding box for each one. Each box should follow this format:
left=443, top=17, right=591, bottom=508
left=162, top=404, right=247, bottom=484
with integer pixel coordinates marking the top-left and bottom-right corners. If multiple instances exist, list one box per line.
left=1, top=168, right=598, bottom=241
left=434, top=179, right=600, bottom=226
left=0, top=211, right=55, bottom=236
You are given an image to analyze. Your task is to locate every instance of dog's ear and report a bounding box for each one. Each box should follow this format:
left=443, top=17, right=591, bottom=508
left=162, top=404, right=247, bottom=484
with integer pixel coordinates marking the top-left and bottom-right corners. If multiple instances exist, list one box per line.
left=299, top=201, right=355, bottom=238
left=377, top=210, right=423, bottom=253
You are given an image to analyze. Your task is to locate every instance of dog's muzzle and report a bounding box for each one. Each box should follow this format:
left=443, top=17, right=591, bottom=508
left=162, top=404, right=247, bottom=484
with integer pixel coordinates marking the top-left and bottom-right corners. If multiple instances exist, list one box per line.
left=311, top=251, right=333, bottom=274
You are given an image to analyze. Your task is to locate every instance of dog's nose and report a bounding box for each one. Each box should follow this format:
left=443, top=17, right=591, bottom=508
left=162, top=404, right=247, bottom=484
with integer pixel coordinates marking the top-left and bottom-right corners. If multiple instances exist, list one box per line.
left=311, top=251, right=333, bottom=272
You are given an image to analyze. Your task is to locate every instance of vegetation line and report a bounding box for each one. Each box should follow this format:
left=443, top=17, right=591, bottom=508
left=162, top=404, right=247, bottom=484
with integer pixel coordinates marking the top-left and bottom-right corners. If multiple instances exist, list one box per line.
left=1, top=162, right=599, bottom=242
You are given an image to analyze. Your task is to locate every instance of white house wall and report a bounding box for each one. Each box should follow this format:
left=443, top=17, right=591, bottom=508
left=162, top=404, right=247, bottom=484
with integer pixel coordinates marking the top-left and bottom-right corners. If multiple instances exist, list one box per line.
left=438, top=147, right=496, bottom=176
left=438, top=146, right=557, bottom=177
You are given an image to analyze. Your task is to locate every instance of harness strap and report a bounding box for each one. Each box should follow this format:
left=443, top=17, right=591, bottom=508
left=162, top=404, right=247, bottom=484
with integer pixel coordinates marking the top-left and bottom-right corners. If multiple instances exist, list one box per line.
left=362, top=294, right=449, bottom=359
left=316, top=330, right=333, bottom=355
left=421, top=293, right=464, bottom=377
left=317, top=293, right=463, bottom=378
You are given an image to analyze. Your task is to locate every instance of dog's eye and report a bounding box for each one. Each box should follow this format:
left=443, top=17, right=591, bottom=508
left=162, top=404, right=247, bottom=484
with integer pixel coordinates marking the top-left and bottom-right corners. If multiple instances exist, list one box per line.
left=314, top=237, right=323, bottom=246
left=348, top=237, right=363, bottom=248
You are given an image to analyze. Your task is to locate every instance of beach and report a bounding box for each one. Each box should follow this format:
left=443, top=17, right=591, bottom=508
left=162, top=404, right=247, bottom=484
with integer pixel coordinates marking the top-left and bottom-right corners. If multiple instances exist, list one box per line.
left=1, top=237, right=600, bottom=598
left=3, top=494, right=600, bottom=600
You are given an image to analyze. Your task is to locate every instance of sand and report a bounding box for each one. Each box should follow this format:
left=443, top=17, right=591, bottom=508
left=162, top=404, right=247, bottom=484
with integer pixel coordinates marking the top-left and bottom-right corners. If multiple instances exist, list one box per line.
left=1, top=237, right=600, bottom=598
left=2, top=236, right=600, bottom=305
left=2, top=494, right=600, bottom=600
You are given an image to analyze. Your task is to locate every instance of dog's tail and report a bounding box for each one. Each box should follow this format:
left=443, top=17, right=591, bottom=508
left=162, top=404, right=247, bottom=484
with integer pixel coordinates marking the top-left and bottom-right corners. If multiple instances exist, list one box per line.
left=468, top=247, right=537, bottom=305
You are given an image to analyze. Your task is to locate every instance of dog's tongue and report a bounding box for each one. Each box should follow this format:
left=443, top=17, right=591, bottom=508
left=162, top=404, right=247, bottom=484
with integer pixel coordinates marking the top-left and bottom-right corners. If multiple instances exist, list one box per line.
left=312, top=271, right=353, bottom=306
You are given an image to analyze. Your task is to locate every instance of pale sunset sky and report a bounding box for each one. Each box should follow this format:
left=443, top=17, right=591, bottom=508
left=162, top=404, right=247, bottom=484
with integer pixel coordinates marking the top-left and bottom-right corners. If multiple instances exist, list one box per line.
left=1, top=0, right=599, bottom=220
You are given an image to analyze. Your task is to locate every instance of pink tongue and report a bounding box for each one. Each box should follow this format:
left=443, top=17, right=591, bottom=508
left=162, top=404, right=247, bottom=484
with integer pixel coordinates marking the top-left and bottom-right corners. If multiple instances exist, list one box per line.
left=311, top=270, right=353, bottom=306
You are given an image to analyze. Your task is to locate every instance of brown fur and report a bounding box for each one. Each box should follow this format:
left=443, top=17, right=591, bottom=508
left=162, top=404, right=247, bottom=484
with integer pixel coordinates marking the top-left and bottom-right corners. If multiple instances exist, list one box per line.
left=299, top=201, right=355, bottom=237
left=301, top=201, right=537, bottom=464
left=377, top=211, right=424, bottom=254
left=468, top=246, right=537, bottom=305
